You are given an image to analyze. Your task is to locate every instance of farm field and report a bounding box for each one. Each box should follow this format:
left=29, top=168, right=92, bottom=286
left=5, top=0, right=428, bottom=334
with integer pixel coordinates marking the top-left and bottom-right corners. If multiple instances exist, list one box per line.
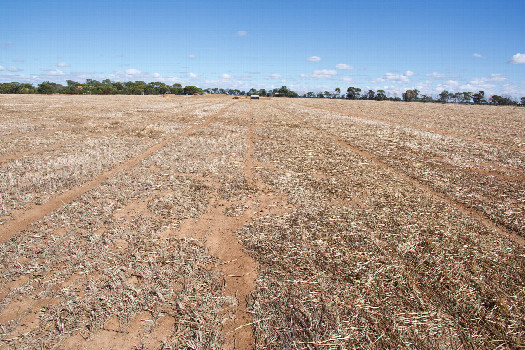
left=0, top=94, right=524, bottom=349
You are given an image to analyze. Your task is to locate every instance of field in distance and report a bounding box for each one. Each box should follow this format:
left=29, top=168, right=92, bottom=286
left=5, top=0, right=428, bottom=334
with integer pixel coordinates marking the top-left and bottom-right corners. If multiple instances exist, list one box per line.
left=0, top=94, right=524, bottom=349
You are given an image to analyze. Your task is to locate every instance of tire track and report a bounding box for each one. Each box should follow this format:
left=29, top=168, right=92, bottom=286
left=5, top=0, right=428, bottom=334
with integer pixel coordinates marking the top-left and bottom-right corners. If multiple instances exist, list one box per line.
left=297, top=103, right=525, bottom=152
left=0, top=102, right=237, bottom=244
left=272, top=103, right=525, bottom=247
left=170, top=105, right=291, bottom=349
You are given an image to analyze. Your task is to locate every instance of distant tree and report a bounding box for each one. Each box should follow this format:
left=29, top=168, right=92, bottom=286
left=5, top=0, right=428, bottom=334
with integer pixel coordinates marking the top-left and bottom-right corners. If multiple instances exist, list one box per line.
left=170, top=84, right=184, bottom=95
left=462, top=91, right=472, bottom=103
left=375, top=90, right=387, bottom=101
left=490, top=95, right=516, bottom=106
left=438, top=90, right=450, bottom=103
left=324, top=91, right=332, bottom=98
left=306, top=92, right=314, bottom=98
left=316, top=92, right=325, bottom=98
left=366, top=89, right=375, bottom=100
left=37, top=81, right=58, bottom=94
left=472, top=91, right=486, bottom=104
left=402, top=89, right=419, bottom=102
left=334, top=87, right=341, bottom=98
left=184, top=86, right=203, bottom=95
left=420, top=95, right=433, bottom=102
left=248, top=88, right=257, bottom=96
left=521, top=97, right=525, bottom=106
left=346, top=86, right=361, bottom=99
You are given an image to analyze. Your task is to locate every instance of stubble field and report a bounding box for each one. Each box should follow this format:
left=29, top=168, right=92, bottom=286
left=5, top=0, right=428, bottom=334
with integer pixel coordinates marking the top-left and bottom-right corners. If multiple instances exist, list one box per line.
left=0, top=94, right=524, bottom=349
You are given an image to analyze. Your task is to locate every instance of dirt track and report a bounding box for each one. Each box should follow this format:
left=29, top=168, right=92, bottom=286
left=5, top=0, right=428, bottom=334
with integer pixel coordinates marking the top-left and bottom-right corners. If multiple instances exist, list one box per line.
left=0, top=95, right=524, bottom=349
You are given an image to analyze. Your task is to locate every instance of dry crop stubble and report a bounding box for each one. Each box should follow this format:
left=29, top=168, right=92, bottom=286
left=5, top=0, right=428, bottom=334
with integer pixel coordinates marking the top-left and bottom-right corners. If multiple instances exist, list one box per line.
left=0, top=95, right=524, bottom=349
left=277, top=100, right=525, bottom=240
left=239, top=101, right=524, bottom=348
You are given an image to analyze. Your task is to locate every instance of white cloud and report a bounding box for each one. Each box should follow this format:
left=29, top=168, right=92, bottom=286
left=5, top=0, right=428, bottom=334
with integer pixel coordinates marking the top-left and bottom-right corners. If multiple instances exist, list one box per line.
left=269, top=74, right=282, bottom=79
left=7, top=66, right=21, bottom=72
left=187, top=72, right=198, bottom=78
left=237, top=30, right=247, bottom=37
left=0, top=66, right=4, bottom=71
left=335, top=63, right=354, bottom=70
left=342, top=76, right=353, bottom=82
left=509, top=53, right=525, bottom=64
left=307, top=56, right=321, bottom=62
left=47, top=69, right=65, bottom=76
left=485, top=73, right=506, bottom=82
left=57, top=62, right=70, bottom=67
left=427, top=72, right=445, bottom=79
left=220, top=73, right=232, bottom=79
left=312, top=69, right=337, bottom=78
left=188, top=54, right=196, bottom=59
left=125, top=68, right=142, bottom=75
left=152, top=72, right=161, bottom=78
left=375, top=71, right=411, bottom=84
left=473, top=53, right=484, bottom=58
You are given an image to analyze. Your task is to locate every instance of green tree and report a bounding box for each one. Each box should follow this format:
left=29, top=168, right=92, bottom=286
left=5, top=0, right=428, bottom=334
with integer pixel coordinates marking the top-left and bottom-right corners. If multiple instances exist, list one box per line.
left=472, top=91, right=486, bottom=104
left=334, top=87, right=341, bottom=98
left=184, top=86, right=203, bottom=95
left=366, top=89, right=375, bottom=100
left=346, top=86, right=361, bottom=99
left=438, top=90, right=450, bottom=103
left=375, top=90, right=387, bottom=101
left=37, top=81, right=58, bottom=94
left=402, top=89, right=419, bottom=102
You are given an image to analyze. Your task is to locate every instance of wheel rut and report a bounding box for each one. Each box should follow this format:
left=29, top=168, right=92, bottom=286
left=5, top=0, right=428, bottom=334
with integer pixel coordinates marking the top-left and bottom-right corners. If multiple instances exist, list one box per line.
left=0, top=103, right=237, bottom=244
left=168, top=107, right=290, bottom=349
left=273, top=104, right=525, bottom=247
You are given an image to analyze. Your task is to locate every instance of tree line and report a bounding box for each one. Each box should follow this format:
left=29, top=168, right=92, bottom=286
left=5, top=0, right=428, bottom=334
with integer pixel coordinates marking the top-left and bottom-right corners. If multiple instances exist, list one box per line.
left=0, top=80, right=523, bottom=106
left=0, top=80, right=203, bottom=95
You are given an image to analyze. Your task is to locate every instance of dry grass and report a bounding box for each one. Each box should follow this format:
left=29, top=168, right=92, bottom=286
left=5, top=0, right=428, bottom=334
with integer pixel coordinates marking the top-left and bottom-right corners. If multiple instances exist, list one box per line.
left=0, top=95, right=523, bottom=349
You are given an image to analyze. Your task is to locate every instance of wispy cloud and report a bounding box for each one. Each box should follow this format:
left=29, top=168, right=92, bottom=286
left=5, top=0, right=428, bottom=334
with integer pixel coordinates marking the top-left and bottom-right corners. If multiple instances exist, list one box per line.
left=220, top=73, right=233, bottom=79
left=187, top=72, right=198, bottom=78
left=7, top=66, right=22, bottom=72
left=307, top=56, right=321, bottom=62
left=374, top=70, right=413, bottom=84
left=269, top=74, right=282, bottom=79
left=0, top=66, right=4, bottom=71
left=237, top=30, right=247, bottom=37
left=0, top=41, right=13, bottom=49
left=301, top=69, right=337, bottom=79
left=57, top=62, right=70, bottom=67
left=473, top=53, right=484, bottom=58
left=426, top=72, right=445, bottom=79
left=125, top=68, right=142, bottom=75
left=342, top=76, right=353, bottom=82
left=188, top=54, right=196, bottom=59
left=509, top=53, right=525, bottom=64
left=41, top=69, right=65, bottom=76
left=335, top=63, right=353, bottom=70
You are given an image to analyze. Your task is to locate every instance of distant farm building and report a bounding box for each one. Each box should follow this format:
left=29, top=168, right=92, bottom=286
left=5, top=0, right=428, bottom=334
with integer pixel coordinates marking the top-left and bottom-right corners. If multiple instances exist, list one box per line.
left=250, top=95, right=260, bottom=100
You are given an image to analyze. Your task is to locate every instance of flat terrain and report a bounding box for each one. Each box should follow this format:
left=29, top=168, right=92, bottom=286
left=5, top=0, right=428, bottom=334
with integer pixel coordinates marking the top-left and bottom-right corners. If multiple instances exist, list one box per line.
left=0, top=94, right=524, bottom=349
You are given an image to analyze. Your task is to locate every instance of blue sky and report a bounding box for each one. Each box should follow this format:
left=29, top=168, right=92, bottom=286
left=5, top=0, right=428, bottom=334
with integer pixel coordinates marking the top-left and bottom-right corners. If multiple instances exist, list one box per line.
left=1, top=0, right=524, bottom=97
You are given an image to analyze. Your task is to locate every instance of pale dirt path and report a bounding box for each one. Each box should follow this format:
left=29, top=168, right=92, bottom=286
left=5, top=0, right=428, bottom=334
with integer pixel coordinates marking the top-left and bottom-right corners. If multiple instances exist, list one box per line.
left=299, top=103, right=525, bottom=152
left=166, top=107, right=291, bottom=349
left=0, top=103, right=237, bottom=244
left=272, top=104, right=525, bottom=247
